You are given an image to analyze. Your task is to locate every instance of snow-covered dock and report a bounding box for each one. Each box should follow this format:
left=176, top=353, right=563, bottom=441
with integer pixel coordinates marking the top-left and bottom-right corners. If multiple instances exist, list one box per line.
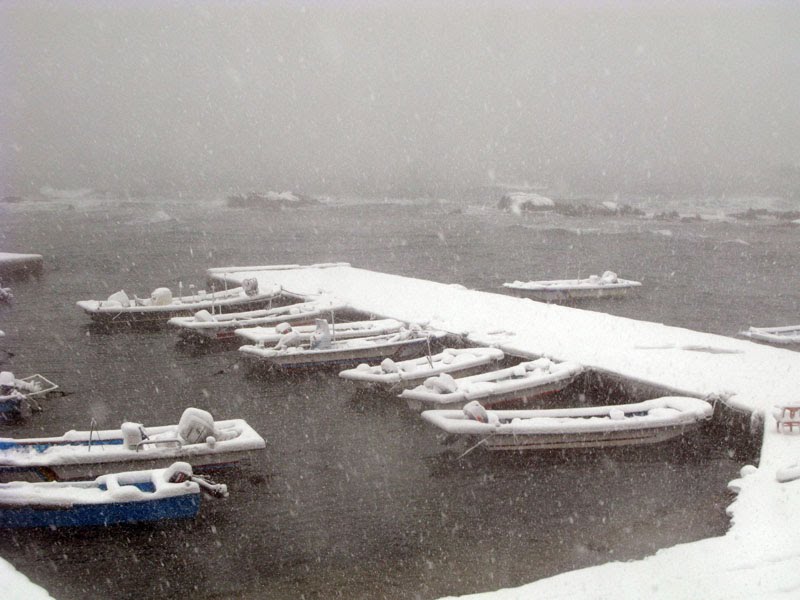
left=210, top=263, right=800, bottom=600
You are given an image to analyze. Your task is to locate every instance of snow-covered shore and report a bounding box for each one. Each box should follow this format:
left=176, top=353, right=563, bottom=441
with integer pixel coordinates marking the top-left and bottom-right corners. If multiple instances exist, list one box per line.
left=1, top=557, right=54, bottom=599
left=210, top=263, right=800, bottom=600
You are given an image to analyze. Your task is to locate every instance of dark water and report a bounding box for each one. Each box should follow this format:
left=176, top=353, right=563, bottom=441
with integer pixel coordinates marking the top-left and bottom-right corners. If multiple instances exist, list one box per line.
left=0, top=198, right=797, bottom=599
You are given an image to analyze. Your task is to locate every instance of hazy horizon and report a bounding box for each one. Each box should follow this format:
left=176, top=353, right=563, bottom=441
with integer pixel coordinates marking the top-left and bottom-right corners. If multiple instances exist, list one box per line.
left=2, top=1, right=799, bottom=198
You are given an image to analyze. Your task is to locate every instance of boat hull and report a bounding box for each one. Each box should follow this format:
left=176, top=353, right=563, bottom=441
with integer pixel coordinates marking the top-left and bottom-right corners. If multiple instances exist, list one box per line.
left=404, top=378, right=570, bottom=411
left=79, top=296, right=278, bottom=325
left=0, top=447, right=263, bottom=483
left=741, top=325, right=800, bottom=345
left=242, top=337, right=432, bottom=370
left=170, top=301, right=354, bottom=342
left=0, top=494, right=200, bottom=528
left=421, top=396, right=713, bottom=452
left=505, top=285, right=638, bottom=302
left=481, top=423, right=699, bottom=451
left=349, top=362, right=501, bottom=392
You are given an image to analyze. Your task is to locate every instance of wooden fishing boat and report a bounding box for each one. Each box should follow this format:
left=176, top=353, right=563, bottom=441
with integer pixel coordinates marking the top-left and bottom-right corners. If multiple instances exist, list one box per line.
left=503, top=271, right=641, bottom=302
left=400, top=358, right=583, bottom=411
left=421, top=396, right=714, bottom=451
left=338, top=347, right=505, bottom=391
left=740, top=325, right=800, bottom=345
left=167, top=297, right=349, bottom=342
left=239, top=320, right=446, bottom=370
left=236, top=318, right=406, bottom=346
left=0, top=408, right=265, bottom=482
left=76, top=278, right=283, bottom=324
left=0, top=462, right=226, bottom=528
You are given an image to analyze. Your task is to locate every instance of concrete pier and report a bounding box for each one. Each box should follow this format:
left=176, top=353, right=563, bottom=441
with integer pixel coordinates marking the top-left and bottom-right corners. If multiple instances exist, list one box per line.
left=210, top=263, right=800, bottom=600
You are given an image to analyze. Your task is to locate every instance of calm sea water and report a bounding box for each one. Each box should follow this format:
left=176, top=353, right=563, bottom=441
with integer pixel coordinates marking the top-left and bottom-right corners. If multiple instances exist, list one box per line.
left=0, top=197, right=798, bottom=599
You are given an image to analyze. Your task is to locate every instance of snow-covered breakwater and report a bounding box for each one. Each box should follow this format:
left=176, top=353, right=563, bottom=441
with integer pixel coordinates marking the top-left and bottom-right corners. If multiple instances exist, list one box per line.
left=210, top=263, right=800, bottom=600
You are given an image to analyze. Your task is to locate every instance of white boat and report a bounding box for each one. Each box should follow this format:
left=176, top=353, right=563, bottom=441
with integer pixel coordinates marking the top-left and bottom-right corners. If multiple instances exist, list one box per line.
left=421, top=396, right=714, bottom=451
left=167, top=297, right=349, bottom=342
left=400, top=358, right=583, bottom=411
left=236, top=318, right=407, bottom=346
left=339, top=347, right=505, bottom=391
left=0, top=462, right=227, bottom=528
left=76, top=278, right=283, bottom=324
left=503, top=271, right=641, bottom=302
left=740, top=325, right=800, bottom=345
left=239, top=320, right=446, bottom=370
left=0, top=407, right=265, bottom=482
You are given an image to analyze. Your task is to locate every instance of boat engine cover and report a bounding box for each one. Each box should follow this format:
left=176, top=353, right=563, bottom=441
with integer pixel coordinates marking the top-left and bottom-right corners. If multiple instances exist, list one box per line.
left=150, top=287, right=173, bottom=306
left=178, top=408, right=216, bottom=444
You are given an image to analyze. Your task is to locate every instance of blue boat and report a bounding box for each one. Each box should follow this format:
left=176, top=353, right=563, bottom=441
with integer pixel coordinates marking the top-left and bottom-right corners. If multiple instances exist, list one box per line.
left=0, top=462, right=226, bottom=528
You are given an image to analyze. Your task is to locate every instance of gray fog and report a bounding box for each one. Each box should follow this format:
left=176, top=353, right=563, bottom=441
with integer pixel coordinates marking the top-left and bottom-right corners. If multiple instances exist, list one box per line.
left=2, top=1, right=799, bottom=197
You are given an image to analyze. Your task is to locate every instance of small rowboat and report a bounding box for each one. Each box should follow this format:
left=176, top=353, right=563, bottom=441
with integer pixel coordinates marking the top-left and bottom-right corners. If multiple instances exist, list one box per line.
left=421, top=396, right=714, bottom=451
left=240, top=321, right=446, bottom=370
left=400, top=358, right=583, bottom=411
left=167, top=298, right=349, bottom=342
left=0, top=462, right=226, bottom=528
left=503, top=271, right=641, bottom=302
left=236, top=318, right=406, bottom=346
left=338, top=347, right=505, bottom=391
left=740, top=325, right=800, bottom=345
left=0, top=407, right=265, bottom=482
left=76, top=278, right=283, bottom=325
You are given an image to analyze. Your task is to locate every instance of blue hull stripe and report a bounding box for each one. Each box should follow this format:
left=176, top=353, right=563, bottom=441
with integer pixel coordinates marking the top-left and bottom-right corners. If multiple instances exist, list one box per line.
left=0, top=438, right=125, bottom=452
left=0, top=494, right=200, bottom=528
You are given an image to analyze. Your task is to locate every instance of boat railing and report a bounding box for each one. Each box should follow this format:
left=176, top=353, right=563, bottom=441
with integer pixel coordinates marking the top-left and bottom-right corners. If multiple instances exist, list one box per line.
left=135, top=438, right=183, bottom=452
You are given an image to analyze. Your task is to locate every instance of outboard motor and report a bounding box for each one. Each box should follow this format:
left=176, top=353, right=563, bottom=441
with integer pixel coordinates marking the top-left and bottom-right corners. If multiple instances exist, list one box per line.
left=150, top=287, right=173, bottom=306
left=105, top=290, right=130, bottom=308
left=309, top=319, right=332, bottom=350
left=121, top=422, right=145, bottom=450
left=463, top=400, right=490, bottom=423
left=275, top=329, right=301, bottom=349
left=165, top=461, right=193, bottom=484
left=177, top=407, right=216, bottom=444
left=242, top=278, right=259, bottom=296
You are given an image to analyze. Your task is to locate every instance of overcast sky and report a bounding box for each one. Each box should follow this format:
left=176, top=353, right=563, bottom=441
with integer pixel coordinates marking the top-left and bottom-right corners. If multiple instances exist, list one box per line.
left=1, top=1, right=798, bottom=197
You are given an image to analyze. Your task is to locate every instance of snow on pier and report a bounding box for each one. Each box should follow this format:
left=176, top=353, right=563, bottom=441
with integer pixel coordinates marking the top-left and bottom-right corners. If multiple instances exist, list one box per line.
left=211, top=263, right=800, bottom=600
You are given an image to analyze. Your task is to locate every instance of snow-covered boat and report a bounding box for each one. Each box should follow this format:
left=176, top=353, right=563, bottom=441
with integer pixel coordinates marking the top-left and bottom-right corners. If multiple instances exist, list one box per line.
left=0, top=372, right=59, bottom=421
left=167, top=297, right=349, bottom=342
left=0, top=462, right=227, bottom=528
left=239, top=319, right=446, bottom=370
left=76, top=278, right=283, bottom=324
left=236, top=318, right=406, bottom=346
left=421, top=396, right=714, bottom=451
left=338, top=347, right=505, bottom=391
left=400, top=358, right=583, bottom=411
left=0, top=408, right=265, bottom=482
left=740, top=325, right=800, bottom=345
left=503, top=271, right=641, bottom=302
